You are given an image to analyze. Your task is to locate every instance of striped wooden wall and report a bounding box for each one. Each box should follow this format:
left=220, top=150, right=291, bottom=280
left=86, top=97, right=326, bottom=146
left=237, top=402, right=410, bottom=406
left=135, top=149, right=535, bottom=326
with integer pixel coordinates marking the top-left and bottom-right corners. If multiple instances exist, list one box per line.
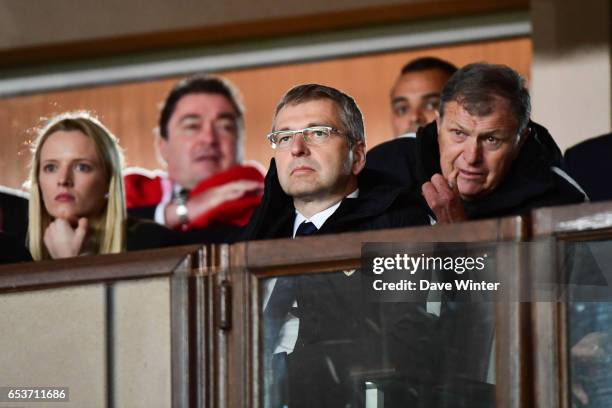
left=0, top=36, right=531, bottom=190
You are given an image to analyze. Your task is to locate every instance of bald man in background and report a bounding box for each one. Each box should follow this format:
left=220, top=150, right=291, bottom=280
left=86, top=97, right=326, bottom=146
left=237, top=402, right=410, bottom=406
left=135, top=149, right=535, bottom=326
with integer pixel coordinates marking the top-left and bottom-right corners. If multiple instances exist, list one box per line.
left=367, top=57, right=458, bottom=187
left=390, top=57, right=457, bottom=138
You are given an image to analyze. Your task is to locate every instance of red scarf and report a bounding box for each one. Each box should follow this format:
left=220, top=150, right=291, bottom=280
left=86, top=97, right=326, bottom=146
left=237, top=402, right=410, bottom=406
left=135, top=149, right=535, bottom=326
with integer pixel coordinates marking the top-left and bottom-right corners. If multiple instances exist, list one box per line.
left=124, top=165, right=264, bottom=230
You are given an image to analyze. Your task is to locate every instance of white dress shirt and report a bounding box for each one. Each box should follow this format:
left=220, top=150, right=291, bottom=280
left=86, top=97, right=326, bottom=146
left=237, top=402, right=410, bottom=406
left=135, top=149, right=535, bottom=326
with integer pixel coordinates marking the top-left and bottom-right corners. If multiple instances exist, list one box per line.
left=153, top=176, right=176, bottom=225
left=263, top=189, right=359, bottom=354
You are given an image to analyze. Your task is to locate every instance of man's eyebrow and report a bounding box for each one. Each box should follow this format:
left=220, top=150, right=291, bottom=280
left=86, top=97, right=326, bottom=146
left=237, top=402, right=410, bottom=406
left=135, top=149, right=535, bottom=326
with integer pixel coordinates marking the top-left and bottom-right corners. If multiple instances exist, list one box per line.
left=421, top=92, right=441, bottom=100
left=447, top=120, right=469, bottom=132
left=178, top=114, right=201, bottom=123
left=306, top=122, right=333, bottom=128
left=478, top=129, right=511, bottom=139
left=216, top=112, right=238, bottom=121
left=274, top=122, right=333, bottom=131
left=391, top=96, right=408, bottom=105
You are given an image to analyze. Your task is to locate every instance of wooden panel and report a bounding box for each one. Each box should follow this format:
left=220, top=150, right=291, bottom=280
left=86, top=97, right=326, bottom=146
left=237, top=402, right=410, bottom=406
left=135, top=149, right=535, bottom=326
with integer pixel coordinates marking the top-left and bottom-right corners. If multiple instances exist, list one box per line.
left=225, top=217, right=527, bottom=407
left=243, top=217, right=524, bottom=275
left=531, top=301, right=569, bottom=408
left=531, top=201, right=612, bottom=237
left=0, top=244, right=201, bottom=293
left=112, top=278, right=172, bottom=408
left=0, top=37, right=531, bottom=190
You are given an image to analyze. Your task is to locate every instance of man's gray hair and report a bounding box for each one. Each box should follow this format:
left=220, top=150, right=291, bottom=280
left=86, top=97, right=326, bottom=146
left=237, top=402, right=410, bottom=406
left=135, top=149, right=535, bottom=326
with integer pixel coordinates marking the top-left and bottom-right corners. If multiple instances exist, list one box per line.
left=273, top=84, right=366, bottom=146
left=439, top=63, right=531, bottom=133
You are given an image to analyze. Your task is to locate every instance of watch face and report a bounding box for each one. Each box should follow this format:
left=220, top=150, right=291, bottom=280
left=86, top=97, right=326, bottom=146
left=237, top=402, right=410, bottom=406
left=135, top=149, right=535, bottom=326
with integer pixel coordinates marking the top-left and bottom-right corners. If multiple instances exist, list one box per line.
left=176, top=204, right=188, bottom=217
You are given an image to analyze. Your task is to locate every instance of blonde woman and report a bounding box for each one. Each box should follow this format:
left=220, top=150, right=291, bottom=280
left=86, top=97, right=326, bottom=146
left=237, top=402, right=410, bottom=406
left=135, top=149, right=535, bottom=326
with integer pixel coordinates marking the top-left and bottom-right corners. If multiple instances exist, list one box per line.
left=28, top=112, right=176, bottom=260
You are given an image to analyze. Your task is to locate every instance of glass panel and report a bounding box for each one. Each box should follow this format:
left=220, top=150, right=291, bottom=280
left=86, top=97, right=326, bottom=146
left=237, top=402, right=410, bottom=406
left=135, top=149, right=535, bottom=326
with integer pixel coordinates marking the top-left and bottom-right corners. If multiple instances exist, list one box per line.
left=0, top=284, right=107, bottom=406
left=260, top=266, right=497, bottom=408
left=111, top=277, right=172, bottom=408
left=0, top=277, right=172, bottom=407
left=566, top=240, right=612, bottom=407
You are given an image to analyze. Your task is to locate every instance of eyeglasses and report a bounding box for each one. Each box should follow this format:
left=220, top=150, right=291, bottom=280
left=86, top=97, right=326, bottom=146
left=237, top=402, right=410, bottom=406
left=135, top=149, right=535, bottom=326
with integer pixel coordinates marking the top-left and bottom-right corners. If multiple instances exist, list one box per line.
left=266, top=126, right=343, bottom=150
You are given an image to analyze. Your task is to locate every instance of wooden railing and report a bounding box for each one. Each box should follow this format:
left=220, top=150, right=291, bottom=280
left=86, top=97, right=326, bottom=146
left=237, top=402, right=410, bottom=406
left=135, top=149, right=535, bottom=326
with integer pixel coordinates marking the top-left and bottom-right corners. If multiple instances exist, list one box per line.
left=1, top=201, right=611, bottom=407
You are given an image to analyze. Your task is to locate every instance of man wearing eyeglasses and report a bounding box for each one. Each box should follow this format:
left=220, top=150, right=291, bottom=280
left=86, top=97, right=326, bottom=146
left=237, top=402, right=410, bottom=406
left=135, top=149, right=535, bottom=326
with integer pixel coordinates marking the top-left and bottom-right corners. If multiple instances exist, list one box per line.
left=243, top=84, right=433, bottom=407
left=124, top=75, right=264, bottom=234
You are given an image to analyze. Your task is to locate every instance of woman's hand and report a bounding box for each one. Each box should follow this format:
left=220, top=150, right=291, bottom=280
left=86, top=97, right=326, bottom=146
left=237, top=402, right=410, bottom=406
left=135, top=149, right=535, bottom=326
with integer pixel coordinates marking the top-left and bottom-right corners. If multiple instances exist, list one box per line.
left=43, top=218, right=89, bottom=259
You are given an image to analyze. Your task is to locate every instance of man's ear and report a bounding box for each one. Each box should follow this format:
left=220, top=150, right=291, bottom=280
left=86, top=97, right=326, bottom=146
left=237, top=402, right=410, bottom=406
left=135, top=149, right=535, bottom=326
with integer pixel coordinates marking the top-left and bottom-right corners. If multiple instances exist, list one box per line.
left=156, top=134, right=169, bottom=166
left=351, top=141, right=366, bottom=176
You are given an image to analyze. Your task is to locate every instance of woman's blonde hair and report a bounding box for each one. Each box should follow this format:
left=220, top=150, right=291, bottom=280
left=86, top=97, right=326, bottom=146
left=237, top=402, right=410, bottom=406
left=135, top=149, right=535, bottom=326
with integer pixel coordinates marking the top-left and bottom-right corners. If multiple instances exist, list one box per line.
left=27, top=112, right=126, bottom=260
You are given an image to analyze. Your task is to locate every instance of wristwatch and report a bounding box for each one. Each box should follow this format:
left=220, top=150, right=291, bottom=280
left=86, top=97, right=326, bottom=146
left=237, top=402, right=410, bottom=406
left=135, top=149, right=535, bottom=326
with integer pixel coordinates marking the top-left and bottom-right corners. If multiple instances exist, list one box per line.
left=174, top=199, right=189, bottom=225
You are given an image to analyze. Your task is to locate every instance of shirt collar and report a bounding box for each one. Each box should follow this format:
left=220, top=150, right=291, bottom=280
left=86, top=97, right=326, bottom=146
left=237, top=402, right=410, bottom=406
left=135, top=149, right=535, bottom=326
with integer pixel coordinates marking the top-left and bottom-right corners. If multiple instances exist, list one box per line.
left=292, top=189, right=359, bottom=237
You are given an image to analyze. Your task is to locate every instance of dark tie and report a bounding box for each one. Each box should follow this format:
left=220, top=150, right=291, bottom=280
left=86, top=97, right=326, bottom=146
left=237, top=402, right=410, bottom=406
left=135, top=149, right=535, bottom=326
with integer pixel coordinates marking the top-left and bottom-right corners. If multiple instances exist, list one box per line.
left=295, top=221, right=317, bottom=237
left=264, top=221, right=318, bottom=406
left=263, top=221, right=318, bottom=352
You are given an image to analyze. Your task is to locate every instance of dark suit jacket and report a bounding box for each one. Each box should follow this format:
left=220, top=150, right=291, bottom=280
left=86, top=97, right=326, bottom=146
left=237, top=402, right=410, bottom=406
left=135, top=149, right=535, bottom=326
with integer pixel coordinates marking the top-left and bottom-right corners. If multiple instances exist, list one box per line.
left=127, top=205, right=156, bottom=221
left=365, top=136, right=416, bottom=188
left=128, top=206, right=242, bottom=245
left=564, top=132, right=612, bottom=202
left=126, top=217, right=184, bottom=251
left=243, top=160, right=436, bottom=407
left=0, top=187, right=29, bottom=244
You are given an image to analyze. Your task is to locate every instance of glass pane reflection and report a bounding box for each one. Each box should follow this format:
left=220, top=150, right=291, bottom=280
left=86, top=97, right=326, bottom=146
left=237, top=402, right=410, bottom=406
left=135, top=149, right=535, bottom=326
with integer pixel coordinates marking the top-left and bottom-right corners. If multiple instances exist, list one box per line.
left=568, top=240, right=612, bottom=407
left=0, top=277, right=172, bottom=408
left=260, top=270, right=496, bottom=408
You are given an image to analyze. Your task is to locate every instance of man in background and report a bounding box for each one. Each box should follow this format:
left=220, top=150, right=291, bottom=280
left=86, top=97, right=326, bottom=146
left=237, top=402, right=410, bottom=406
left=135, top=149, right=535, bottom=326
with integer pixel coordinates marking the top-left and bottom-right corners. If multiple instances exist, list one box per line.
left=390, top=56, right=457, bottom=138
left=367, top=57, right=457, bottom=186
left=125, top=75, right=263, bottom=235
